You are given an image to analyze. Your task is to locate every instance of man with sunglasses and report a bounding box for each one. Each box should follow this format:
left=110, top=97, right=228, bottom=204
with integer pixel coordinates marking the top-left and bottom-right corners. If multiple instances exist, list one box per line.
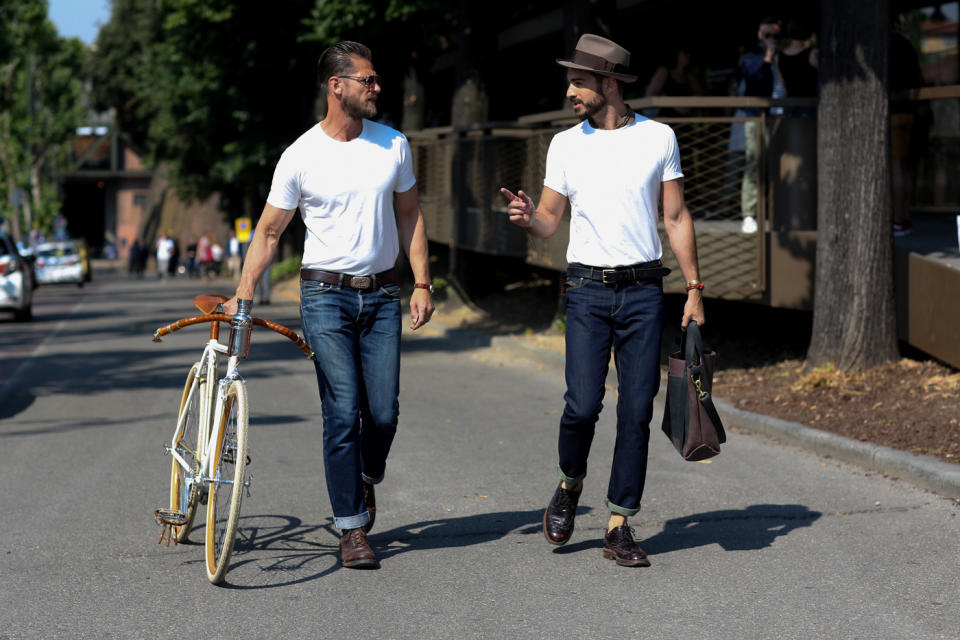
left=500, top=34, right=704, bottom=567
left=225, top=41, right=434, bottom=570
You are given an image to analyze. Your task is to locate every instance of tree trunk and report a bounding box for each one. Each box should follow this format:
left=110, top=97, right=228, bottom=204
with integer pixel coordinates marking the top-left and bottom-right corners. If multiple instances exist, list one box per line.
left=401, top=62, right=425, bottom=132
left=807, top=0, right=898, bottom=371
left=451, top=0, right=489, bottom=126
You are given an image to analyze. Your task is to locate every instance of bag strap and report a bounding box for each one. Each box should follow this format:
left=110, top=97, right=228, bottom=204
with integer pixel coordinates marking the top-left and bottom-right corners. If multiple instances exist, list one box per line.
left=699, top=391, right=727, bottom=443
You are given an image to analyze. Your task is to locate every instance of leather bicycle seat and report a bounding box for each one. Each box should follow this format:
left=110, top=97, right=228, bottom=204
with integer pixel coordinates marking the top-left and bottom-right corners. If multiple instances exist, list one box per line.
left=193, top=294, right=229, bottom=314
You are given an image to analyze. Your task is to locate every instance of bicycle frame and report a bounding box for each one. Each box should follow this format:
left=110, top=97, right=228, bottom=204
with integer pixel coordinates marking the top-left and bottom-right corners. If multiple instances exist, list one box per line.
left=167, top=338, right=245, bottom=499
left=153, top=297, right=313, bottom=579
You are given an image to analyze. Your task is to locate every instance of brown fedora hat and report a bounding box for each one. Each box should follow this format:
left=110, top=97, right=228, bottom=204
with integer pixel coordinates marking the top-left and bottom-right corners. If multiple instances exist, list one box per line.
left=557, top=34, right=638, bottom=83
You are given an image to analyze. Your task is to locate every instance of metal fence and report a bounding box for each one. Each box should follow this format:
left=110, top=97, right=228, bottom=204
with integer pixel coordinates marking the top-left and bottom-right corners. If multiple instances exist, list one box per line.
left=408, top=100, right=777, bottom=298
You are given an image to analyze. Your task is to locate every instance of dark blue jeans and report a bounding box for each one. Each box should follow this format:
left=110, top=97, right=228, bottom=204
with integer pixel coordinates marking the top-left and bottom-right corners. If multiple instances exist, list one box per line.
left=558, top=266, right=664, bottom=517
left=300, top=279, right=401, bottom=530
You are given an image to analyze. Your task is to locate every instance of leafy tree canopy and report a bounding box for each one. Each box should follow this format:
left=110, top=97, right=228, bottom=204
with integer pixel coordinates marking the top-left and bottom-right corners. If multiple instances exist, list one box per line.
left=0, top=0, right=86, bottom=238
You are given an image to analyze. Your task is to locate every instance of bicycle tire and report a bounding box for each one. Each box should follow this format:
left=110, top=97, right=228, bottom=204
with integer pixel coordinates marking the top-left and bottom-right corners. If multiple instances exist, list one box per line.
left=169, top=362, right=205, bottom=543
left=205, top=379, right=248, bottom=584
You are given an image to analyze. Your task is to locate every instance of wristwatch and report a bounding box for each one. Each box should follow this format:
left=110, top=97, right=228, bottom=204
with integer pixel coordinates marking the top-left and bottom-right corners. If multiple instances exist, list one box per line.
left=414, top=282, right=434, bottom=294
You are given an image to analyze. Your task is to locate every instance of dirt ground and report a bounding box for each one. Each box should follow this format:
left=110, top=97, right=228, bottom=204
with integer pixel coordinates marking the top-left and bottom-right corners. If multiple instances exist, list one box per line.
left=432, top=273, right=960, bottom=465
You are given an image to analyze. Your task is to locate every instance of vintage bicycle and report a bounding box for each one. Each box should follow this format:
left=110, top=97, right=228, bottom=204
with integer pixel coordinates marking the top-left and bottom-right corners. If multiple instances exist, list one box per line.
left=152, top=294, right=313, bottom=584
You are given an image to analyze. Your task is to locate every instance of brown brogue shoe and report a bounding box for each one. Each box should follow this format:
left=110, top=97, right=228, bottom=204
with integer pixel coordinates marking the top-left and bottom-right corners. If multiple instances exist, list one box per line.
left=340, top=528, right=379, bottom=569
left=362, top=482, right=376, bottom=534
left=602, top=525, right=651, bottom=567
left=542, top=482, right=582, bottom=546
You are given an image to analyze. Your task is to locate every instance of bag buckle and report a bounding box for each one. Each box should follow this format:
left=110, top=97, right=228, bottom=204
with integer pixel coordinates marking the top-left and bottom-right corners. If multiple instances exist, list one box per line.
left=694, top=377, right=707, bottom=399
left=349, top=275, right=372, bottom=289
left=601, top=269, right=617, bottom=284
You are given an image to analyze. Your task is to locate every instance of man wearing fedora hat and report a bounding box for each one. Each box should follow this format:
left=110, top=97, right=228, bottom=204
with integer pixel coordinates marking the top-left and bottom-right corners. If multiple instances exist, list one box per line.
left=500, top=34, right=704, bottom=567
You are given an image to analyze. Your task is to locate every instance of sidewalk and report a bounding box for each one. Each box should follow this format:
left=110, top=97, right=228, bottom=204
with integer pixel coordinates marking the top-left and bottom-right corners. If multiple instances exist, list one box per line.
left=274, top=277, right=960, bottom=501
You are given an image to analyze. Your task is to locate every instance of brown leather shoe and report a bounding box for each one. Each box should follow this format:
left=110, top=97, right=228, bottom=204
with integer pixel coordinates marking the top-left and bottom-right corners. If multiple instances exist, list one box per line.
left=340, top=528, right=378, bottom=569
left=362, top=482, right=376, bottom=534
left=602, top=525, right=651, bottom=567
left=542, top=482, right=582, bottom=545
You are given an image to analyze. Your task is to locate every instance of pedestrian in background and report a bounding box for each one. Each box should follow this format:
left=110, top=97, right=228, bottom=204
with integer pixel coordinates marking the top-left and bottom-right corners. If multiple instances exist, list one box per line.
left=224, top=40, right=434, bottom=570
left=197, top=231, right=213, bottom=280
left=155, top=232, right=174, bottom=281
left=227, top=230, right=242, bottom=281
left=730, top=16, right=782, bottom=234
left=500, top=34, right=704, bottom=568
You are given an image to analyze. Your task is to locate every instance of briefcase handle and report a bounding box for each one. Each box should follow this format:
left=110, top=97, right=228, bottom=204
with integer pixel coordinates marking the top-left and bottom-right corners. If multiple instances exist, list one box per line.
left=680, top=320, right=704, bottom=369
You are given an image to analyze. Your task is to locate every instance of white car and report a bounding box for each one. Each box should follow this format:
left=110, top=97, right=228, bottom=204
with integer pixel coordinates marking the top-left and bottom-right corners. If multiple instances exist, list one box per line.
left=0, top=231, right=34, bottom=321
left=35, top=242, right=85, bottom=287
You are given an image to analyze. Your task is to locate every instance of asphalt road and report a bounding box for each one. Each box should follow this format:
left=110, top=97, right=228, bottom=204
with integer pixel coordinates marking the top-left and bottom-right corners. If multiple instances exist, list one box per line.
left=1, top=269, right=958, bottom=639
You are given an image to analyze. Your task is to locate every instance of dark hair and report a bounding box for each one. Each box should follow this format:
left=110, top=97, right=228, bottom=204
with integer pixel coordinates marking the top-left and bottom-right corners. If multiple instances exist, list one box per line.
left=317, top=41, right=373, bottom=101
left=593, top=72, right=624, bottom=97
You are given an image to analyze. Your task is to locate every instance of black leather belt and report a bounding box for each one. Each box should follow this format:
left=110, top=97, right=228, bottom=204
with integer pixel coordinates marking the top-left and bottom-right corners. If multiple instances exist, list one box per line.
left=567, top=260, right=671, bottom=285
left=300, top=268, right=397, bottom=290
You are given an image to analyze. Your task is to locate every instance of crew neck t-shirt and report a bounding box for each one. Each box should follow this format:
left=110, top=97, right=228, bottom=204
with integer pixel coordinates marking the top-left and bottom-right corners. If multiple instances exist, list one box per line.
left=267, top=119, right=416, bottom=274
left=543, top=114, right=683, bottom=267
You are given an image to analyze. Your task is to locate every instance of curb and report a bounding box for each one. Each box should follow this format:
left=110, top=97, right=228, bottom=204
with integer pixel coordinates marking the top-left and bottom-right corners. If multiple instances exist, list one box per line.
left=489, top=334, right=960, bottom=501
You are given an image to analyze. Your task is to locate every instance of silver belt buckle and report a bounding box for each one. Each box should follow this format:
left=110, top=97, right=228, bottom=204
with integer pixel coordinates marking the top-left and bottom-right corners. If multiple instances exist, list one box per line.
left=349, top=275, right=372, bottom=289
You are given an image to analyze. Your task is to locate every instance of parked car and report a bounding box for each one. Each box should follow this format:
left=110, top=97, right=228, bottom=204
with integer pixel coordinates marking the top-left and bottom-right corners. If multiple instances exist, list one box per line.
left=0, top=231, right=34, bottom=321
left=35, top=242, right=85, bottom=287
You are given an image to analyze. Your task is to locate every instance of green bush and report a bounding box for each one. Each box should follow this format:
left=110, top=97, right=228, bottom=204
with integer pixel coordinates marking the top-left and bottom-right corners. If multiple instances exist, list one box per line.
left=270, top=254, right=302, bottom=282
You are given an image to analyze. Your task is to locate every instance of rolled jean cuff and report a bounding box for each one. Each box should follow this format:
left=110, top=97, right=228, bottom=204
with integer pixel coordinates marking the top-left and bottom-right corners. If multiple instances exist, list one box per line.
left=334, top=510, right=371, bottom=531
left=361, top=472, right=383, bottom=485
left=606, top=499, right=640, bottom=517
left=557, top=464, right=585, bottom=486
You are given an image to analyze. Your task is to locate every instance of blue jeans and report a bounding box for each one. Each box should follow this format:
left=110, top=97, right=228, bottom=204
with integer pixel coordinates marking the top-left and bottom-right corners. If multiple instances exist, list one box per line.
left=557, top=266, right=664, bottom=517
left=300, top=279, right=402, bottom=530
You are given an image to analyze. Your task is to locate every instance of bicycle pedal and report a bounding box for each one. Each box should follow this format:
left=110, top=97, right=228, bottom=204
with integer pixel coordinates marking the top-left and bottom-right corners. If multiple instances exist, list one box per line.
left=154, top=508, right=187, bottom=526
left=153, top=509, right=187, bottom=547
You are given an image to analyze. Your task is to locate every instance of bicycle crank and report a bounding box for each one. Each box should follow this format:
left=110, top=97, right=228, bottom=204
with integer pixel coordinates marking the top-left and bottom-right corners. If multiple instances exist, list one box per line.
left=153, top=508, right=188, bottom=546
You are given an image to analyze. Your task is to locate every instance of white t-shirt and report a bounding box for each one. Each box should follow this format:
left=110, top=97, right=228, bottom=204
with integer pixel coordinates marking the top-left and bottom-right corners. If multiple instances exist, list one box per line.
left=267, top=119, right=417, bottom=274
left=156, top=237, right=174, bottom=260
left=543, top=114, right=684, bottom=267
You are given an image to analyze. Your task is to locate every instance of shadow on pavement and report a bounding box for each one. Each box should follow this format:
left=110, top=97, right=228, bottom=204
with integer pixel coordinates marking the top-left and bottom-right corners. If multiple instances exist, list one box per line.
left=209, top=508, right=548, bottom=588
left=401, top=328, right=493, bottom=354
left=640, top=504, right=822, bottom=554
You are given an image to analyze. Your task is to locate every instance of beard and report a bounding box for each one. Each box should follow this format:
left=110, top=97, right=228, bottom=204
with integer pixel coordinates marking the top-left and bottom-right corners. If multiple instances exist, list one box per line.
left=343, top=92, right=377, bottom=120
left=574, top=92, right=607, bottom=122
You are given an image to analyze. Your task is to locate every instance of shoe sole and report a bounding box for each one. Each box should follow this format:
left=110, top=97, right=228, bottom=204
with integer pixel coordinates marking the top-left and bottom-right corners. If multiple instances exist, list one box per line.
left=602, top=549, right=651, bottom=567
left=542, top=508, right=573, bottom=546
left=342, top=557, right=379, bottom=569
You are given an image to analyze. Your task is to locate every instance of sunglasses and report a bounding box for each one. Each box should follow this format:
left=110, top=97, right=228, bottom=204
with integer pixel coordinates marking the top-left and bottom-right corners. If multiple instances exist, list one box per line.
left=337, top=74, right=383, bottom=89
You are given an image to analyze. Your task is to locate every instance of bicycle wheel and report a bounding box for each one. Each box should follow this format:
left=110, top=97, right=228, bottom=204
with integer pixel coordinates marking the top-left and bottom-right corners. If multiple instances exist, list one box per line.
left=205, top=379, right=248, bottom=584
left=169, top=362, right=206, bottom=543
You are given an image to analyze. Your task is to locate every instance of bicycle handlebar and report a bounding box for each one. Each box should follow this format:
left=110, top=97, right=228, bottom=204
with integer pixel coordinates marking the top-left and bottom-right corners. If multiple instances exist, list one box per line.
left=152, top=313, right=314, bottom=359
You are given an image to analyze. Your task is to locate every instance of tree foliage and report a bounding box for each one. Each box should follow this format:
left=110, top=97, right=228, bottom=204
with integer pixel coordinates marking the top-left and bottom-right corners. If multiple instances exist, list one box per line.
left=0, top=0, right=86, bottom=239
left=86, top=0, right=456, bottom=222
left=89, top=0, right=319, bottom=219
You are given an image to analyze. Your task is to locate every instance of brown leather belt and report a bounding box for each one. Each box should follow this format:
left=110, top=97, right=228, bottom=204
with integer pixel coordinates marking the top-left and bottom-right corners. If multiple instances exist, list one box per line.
left=300, top=268, right=396, bottom=290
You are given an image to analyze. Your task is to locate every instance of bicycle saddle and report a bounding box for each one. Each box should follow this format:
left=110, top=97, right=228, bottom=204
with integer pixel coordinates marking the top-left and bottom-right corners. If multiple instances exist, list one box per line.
left=194, top=294, right=229, bottom=314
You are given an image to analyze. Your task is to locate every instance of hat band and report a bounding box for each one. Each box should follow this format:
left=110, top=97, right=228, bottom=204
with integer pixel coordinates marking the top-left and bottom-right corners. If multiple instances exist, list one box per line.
left=572, top=50, right=623, bottom=74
